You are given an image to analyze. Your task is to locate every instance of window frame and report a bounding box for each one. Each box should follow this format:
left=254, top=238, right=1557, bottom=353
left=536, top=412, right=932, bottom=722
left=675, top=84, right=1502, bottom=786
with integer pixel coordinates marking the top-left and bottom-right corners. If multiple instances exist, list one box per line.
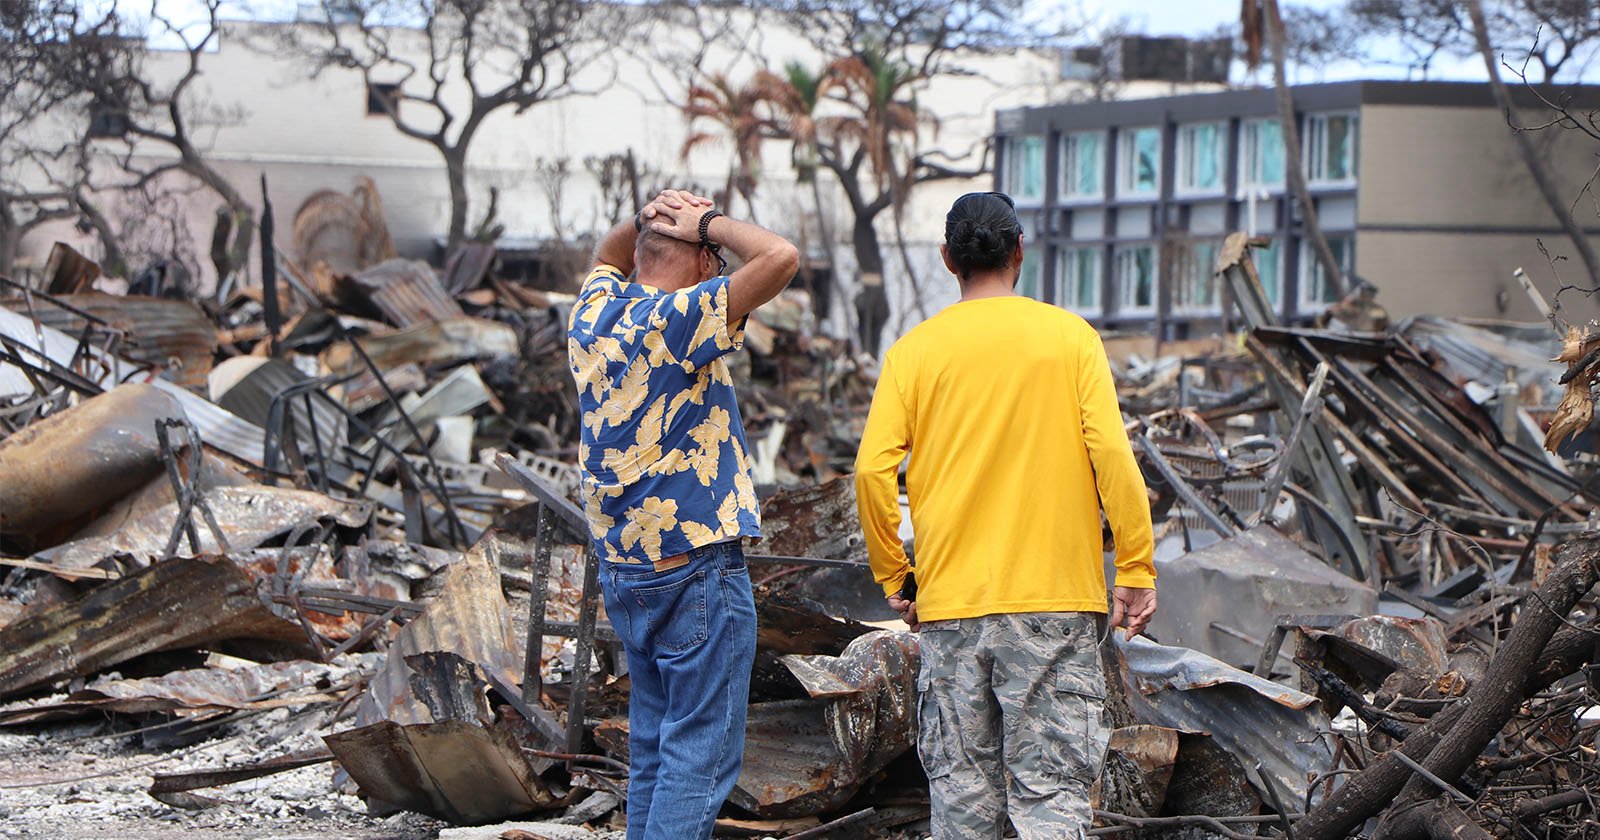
left=1005, top=135, right=1047, bottom=205
left=1113, top=242, right=1158, bottom=315
left=1171, top=239, right=1223, bottom=314
left=1116, top=126, right=1162, bottom=200
left=1299, top=235, right=1353, bottom=310
left=1175, top=122, right=1227, bottom=197
left=1058, top=130, right=1106, bottom=203
left=1238, top=117, right=1286, bottom=194
left=1056, top=245, right=1103, bottom=315
left=1304, top=112, right=1359, bottom=187
left=367, top=82, right=401, bottom=117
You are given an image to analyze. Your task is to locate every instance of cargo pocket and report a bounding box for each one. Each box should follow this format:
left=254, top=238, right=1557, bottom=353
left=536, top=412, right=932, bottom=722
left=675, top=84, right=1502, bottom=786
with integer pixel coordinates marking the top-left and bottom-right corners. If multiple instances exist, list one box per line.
left=916, top=674, right=956, bottom=781
left=1042, top=664, right=1110, bottom=785
left=634, top=569, right=709, bottom=653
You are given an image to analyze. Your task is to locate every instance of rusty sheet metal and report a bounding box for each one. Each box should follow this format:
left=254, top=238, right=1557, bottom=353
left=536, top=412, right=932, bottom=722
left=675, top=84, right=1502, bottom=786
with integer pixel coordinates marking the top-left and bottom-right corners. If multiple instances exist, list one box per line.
left=36, top=484, right=372, bottom=571
left=321, top=317, right=518, bottom=377
left=2, top=293, right=218, bottom=387
left=781, top=629, right=917, bottom=767
left=0, top=383, right=187, bottom=539
left=325, top=716, right=556, bottom=824
left=147, top=379, right=270, bottom=466
left=70, top=454, right=252, bottom=543
left=1142, top=526, right=1376, bottom=669
left=0, top=653, right=379, bottom=724
left=0, top=555, right=308, bottom=699
left=0, top=303, right=140, bottom=396
left=335, top=259, right=464, bottom=328
left=1334, top=615, right=1449, bottom=679
left=758, top=475, right=866, bottom=561
left=595, top=699, right=861, bottom=820
left=208, top=356, right=347, bottom=456
left=1116, top=633, right=1333, bottom=807
left=353, top=534, right=523, bottom=727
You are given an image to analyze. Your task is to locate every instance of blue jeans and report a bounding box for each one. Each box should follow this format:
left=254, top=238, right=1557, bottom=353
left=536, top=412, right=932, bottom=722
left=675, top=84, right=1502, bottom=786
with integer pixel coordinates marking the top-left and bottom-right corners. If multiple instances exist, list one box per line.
left=599, top=540, right=757, bottom=840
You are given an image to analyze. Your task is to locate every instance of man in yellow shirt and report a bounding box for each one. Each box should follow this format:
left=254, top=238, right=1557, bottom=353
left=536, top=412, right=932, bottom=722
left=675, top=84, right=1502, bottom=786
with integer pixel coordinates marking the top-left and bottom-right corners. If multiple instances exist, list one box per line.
left=854, top=191, right=1158, bottom=839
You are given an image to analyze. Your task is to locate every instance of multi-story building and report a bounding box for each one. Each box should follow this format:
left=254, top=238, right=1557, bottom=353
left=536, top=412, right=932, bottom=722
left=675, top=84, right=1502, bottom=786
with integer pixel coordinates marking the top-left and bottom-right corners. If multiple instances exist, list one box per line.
left=995, top=80, right=1600, bottom=335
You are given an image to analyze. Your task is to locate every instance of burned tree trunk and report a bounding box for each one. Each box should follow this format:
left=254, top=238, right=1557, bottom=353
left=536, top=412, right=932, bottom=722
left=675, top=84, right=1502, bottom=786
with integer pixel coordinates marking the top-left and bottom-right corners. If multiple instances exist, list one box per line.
left=1296, top=533, right=1600, bottom=840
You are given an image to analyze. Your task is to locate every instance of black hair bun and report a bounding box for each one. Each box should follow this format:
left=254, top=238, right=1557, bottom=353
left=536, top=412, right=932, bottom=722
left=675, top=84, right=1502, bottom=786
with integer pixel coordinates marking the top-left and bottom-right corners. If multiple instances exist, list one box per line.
left=944, top=193, right=1022, bottom=274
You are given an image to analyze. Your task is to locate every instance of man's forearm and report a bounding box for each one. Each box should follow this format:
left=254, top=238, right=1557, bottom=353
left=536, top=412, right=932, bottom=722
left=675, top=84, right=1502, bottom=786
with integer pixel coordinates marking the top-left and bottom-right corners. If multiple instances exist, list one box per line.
left=707, top=215, right=799, bottom=323
left=592, top=218, right=638, bottom=274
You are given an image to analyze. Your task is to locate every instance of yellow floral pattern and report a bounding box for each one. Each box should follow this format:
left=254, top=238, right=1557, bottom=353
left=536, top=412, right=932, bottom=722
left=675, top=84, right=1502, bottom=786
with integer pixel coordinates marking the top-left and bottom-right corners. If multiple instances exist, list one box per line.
left=567, top=265, right=762, bottom=563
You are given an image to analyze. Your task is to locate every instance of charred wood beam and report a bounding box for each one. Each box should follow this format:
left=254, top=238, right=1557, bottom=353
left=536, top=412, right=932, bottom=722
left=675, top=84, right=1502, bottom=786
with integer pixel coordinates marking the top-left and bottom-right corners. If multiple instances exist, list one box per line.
left=1296, top=534, right=1600, bottom=840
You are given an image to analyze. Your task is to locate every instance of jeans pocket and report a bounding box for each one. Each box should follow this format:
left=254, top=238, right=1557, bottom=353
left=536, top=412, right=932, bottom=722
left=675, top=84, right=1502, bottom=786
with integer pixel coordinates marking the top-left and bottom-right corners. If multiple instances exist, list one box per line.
left=633, top=569, right=710, bottom=653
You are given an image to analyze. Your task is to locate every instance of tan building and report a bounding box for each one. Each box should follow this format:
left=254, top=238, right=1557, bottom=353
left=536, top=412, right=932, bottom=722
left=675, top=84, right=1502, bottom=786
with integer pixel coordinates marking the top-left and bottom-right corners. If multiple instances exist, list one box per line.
left=995, top=80, right=1600, bottom=334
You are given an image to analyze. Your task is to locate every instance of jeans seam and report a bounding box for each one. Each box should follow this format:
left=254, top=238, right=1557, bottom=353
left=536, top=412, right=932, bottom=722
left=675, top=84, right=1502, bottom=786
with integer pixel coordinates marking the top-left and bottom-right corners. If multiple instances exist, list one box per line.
left=697, top=567, right=740, bottom=833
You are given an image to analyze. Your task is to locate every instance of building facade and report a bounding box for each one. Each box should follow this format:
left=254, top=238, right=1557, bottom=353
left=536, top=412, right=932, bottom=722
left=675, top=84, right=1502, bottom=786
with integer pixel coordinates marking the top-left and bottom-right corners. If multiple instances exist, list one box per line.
left=995, top=81, right=1600, bottom=334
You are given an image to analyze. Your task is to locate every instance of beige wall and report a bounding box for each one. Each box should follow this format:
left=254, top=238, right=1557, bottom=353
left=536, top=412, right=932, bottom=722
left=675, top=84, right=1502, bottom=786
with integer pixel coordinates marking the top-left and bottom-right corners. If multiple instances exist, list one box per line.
left=1354, top=103, right=1600, bottom=322
left=1354, top=230, right=1600, bottom=322
left=1358, top=103, right=1600, bottom=229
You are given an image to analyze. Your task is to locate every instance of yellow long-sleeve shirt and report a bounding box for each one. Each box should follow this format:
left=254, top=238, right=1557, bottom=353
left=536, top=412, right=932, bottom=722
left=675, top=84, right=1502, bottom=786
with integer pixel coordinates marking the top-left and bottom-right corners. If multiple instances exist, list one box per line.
left=854, top=296, right=1156, bottom=622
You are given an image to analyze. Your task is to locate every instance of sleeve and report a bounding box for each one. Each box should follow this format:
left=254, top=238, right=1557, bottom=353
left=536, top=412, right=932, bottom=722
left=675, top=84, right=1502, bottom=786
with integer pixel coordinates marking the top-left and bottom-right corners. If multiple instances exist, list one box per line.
left=1077, top=329, right=1157, bottom=589
left=854, top=355, right=914, bottom=597
left=655, top=274, right=746, bottom=371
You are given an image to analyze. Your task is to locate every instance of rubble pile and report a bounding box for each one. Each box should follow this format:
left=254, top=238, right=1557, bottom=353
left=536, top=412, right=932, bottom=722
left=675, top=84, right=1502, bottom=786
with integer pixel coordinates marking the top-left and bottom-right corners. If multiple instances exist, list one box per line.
left=0, top=226, right=1596, bottom=839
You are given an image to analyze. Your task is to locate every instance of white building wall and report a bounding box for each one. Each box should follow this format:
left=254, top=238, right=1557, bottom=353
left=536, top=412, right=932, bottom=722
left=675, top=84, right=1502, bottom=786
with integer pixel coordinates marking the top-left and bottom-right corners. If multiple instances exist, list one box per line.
left=16, top=11, right=1207, bottom=346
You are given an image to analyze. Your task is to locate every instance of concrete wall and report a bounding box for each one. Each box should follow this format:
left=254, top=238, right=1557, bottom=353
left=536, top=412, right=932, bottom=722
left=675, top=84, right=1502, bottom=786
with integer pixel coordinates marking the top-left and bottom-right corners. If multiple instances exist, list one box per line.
left=1355, top=103, right=1600, bottom=322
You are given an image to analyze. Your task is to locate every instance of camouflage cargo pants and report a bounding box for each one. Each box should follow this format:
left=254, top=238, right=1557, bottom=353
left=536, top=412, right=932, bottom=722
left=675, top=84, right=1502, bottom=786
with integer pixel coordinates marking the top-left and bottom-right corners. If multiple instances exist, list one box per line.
left=916, top=612, right=1110, bottom=840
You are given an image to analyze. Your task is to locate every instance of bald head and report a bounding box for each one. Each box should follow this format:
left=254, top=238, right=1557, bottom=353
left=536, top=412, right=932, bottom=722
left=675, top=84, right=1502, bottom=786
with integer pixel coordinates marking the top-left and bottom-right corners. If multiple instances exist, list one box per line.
left=635, top=229, right=704, bottom=291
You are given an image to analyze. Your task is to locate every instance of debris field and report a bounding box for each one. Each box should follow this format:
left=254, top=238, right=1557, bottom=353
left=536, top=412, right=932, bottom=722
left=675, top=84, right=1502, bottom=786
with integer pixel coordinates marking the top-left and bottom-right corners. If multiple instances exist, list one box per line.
left=1, top=228, right=1598, bottom=839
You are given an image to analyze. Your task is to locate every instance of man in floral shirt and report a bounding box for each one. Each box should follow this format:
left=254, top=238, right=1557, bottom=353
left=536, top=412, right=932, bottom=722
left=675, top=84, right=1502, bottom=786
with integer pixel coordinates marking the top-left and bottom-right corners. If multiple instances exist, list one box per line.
left=567, top=189, right=798, bottom=840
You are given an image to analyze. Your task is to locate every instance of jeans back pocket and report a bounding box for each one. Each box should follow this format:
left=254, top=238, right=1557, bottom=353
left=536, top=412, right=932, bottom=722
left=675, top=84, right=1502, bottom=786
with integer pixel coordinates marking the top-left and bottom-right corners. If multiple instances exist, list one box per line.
left=633, top=569, right=710, bottom=653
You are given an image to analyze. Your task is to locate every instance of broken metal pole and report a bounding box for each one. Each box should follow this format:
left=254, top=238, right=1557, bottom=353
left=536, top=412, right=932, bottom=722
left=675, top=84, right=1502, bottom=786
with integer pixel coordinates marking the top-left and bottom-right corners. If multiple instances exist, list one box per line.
left=566, top=543, right=602, bottom=756
left=523, top=503, right=554, bottom=707
left=1251, top=361, right=1328, bottom=527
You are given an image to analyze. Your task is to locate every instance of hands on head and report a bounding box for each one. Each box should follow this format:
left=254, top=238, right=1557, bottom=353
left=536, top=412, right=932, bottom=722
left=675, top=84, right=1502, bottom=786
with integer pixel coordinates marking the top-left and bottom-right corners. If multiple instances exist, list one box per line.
left=640, top=189, right=715, bottom=242
left=1109, top=585, right=1157, bottom=639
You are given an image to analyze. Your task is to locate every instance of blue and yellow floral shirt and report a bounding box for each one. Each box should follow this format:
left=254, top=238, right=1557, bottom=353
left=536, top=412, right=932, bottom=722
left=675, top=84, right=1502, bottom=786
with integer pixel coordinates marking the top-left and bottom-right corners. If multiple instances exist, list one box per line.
left=567, top=264, right=762, bottom=564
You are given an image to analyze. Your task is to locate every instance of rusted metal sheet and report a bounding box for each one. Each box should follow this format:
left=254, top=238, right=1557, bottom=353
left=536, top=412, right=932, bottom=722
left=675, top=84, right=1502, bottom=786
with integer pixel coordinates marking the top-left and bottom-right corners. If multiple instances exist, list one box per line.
left=2, top=293, right=218, bottom=388
left=781, top=629, right=917, bottom=774
left=36, top=484, right=372, bottom=571
left=0, top=654, right=378, bottom=724
left=758, top=475, right=866, bottom=561
left=1116, top=633, right=1334, bottom=807
left=334, top=259, right=464, bottom=328
left=353, top=533, right=525, bottom=727
left=321, top=317, right=518, bottom=377
left=1334, top=615, right=1449, bottom=680
left=0, top=383, right=187, bottom=539
left=0, top=555, right=308, bottom=699
left=208, top=356, right=347, bottom=456
left=596, top=699, right=859, bottom=820
left=326, top=717, right=556, bottom=824
left=1143, top=526, right=1377, bottom=670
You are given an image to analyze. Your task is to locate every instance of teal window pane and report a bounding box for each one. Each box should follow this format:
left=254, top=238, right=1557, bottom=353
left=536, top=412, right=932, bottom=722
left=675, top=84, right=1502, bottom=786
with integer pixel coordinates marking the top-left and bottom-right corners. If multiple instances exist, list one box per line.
left=1327, top=116, right=1353, bottom=180
left=1259, top=121, right=1285, bottom=186
left=1076, top=134, right=1101, bottom=196
left=1135, top=129, right=1159, bottom=192
left=1195, top=125, right=1220, bottom=189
